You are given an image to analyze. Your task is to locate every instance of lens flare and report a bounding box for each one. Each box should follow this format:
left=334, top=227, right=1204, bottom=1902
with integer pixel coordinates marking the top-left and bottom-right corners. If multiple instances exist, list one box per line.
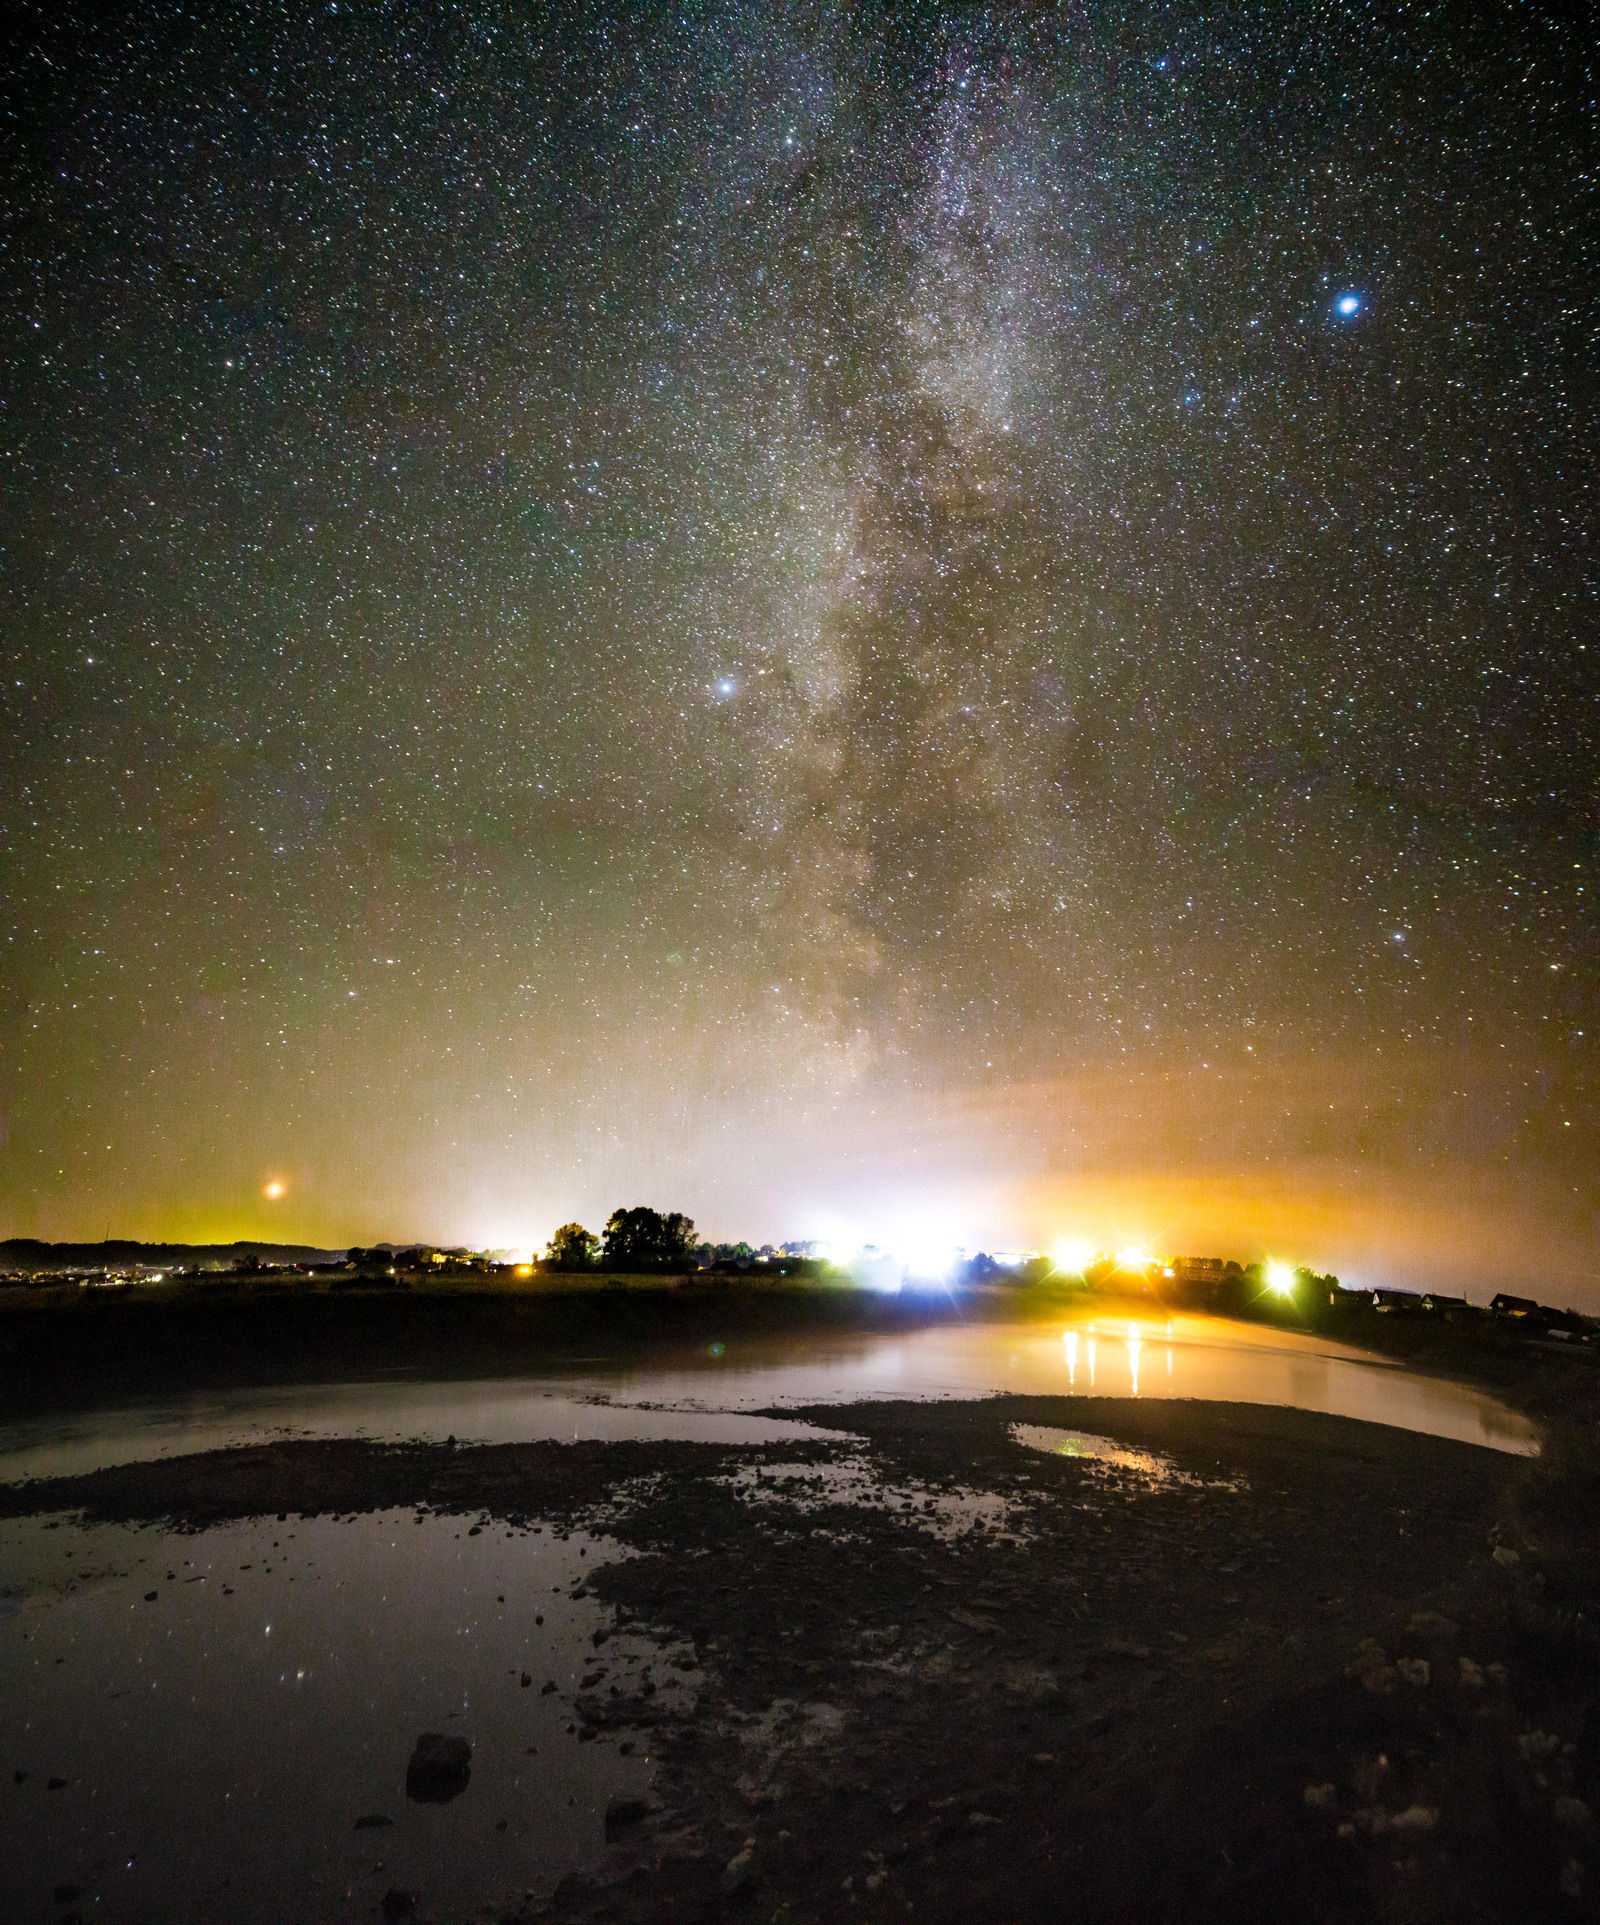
left=1053, top=1238, right=1097, bottom=1275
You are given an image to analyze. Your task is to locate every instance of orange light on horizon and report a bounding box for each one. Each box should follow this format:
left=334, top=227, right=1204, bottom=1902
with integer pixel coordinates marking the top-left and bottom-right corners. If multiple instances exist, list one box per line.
left=262, top=1178, right=287, bottom=1202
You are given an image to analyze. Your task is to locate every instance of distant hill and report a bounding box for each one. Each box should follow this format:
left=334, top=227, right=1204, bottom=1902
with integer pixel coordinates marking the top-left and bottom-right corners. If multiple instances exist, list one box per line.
left=0, top=1239, right=350, bottom=1273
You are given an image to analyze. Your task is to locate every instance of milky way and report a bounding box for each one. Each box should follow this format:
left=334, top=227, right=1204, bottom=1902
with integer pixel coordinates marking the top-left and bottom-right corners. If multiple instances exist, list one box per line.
left=2, top=3, right=1595, bottom=1293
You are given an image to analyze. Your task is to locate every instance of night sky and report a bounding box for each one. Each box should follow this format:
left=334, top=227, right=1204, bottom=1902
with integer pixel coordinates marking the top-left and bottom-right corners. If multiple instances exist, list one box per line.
left=3, top=2, right=1595, bottom=1296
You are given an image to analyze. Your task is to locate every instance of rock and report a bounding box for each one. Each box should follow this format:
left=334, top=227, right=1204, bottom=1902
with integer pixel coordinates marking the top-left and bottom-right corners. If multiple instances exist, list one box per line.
left=1491, top=1545, right=1521, bottom=1569
left=1389, top=1804, right=1438, bottom=1832
left=1396, top=1657, right=1430, bottom=1687
left=968, top=1811, right=1003, bottom=1828
left=1554, top=1796, right=1591, bottom=1829
left=1029, top=1752, right=1056, bottom=1767
left=143, top=1592, right=158, bottom=1603
left=354, top=1813, right=394, bottom=1830
left=1405, top=1611, right=1459, bottom=1642
left=948, top=1608, right=997, bottom=1632
left=380, top=1888, right=417, bottom=1919
left=47, top=1777, right=67, bottom=1790
left=541, top=1680, right=557, bottom=1694
left=1459, top=1656, right=1485, bottom=1688
left=1303, top=1783, right=1339, bottom=1809
left=1346, top=1642, right=1396, bottom=1695
left=405, top=1732, right=472, bottom=1804
left=521, top=1672, right=532, bottom=1688
left=604, top=1797, right=652, bottom=1839
left=721, top=1844, right=758, bottom=1893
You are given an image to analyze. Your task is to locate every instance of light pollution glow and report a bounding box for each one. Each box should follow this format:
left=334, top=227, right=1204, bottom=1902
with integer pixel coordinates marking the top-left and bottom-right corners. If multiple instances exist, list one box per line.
left=2, top=6, right=1593, bottom=1307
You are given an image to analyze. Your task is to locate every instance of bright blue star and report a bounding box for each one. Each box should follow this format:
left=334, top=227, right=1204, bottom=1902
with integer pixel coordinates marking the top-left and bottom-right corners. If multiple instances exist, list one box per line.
left=1334, top=291, right=1363, bottom=319
left=715, top=677, right=736, bottom=699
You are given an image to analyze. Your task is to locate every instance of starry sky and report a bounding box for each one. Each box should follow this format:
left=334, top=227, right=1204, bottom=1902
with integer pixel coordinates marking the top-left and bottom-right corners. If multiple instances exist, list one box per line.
left=2, top=1, right=1595, bottom=1296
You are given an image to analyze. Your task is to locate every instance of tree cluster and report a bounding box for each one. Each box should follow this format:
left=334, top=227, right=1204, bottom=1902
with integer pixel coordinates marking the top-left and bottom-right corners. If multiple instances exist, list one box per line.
left=543, top=1206, right=697, bottom=1274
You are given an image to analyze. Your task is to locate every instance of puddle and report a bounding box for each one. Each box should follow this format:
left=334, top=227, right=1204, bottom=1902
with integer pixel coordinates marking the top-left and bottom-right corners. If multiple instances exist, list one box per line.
left=1011, top=1424, right=1239, bottom=1491
left=0, top=1509, right=685, bottom=1923
left=0, top=1391, right=843, bottom=1487
left=715, top=1458, right=1023, bottom=1541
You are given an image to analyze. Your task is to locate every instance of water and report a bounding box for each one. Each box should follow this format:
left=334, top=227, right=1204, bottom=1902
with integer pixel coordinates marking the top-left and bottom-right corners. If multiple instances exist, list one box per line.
left=0, top=1310, right=1538, bottom=1486
left=0, top=1309, right=1537, bottom=1919
left=0, top=1510, right=679, bottom=1923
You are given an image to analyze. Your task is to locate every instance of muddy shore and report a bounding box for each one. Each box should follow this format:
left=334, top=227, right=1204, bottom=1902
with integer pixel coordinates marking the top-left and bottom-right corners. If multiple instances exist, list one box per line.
left=6, top=1385, right=1597, bottom=1924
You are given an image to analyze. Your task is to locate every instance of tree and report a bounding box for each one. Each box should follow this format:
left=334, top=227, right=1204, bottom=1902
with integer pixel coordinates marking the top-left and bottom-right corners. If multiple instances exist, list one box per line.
left=544, top=1222, right=599, bottom=1271
left=601, top=1206, right=697, bottom=1273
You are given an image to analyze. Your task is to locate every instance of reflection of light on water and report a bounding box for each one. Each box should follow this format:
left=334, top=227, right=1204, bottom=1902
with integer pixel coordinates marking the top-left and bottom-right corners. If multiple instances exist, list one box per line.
left=1011, top=1424, right=1237, bottom=1490
left=1126, top=1322, right=1141, bottom=1396
left=1088, top=1336, right=1097, bottom=1387
left=1063, top=1330, right=1078, bottom=1387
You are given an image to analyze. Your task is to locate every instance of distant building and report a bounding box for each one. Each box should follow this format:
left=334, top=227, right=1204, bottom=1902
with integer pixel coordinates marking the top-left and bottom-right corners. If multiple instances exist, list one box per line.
left=1165, top=1257, right=1227, bottom=1301
left=1170, top=1256, right=1228, bottom=1285
left=1490, top=1293, right=1540, bottom=1318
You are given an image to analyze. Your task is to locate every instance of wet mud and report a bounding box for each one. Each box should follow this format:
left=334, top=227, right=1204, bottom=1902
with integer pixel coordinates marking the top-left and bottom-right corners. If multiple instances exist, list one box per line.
left=3, top=1395, right=1596, bottom=1923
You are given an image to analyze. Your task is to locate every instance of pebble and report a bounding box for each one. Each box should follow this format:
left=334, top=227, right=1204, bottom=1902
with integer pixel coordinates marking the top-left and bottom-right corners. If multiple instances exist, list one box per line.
left=721, top=1844, right=758, bottom=1893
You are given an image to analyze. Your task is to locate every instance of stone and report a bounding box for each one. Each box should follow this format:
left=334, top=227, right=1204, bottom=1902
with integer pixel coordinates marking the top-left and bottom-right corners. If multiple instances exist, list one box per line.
left=405, top=1732, right=472, bottom=1804
left=1389, top=1805, right=1438, bottom=1833
left=721, top=1844, right=758, bottom=1893
left=1346, top=1639, right=1396, bottom=1695
left=1303, top=1784, right=1338, bottom=1809
left=605, top=1797, right=652, bottom=1838
left=1554, top=1796, right=1591, bottom=1829
left=1396, top=1657, right=1430, bottom=1687
left=354, top=1813, right=394, bottom=1830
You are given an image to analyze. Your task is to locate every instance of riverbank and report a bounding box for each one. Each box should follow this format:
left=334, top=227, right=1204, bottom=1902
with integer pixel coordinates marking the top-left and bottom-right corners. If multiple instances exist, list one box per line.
left=4, top=1382, right=1597, bottom=1924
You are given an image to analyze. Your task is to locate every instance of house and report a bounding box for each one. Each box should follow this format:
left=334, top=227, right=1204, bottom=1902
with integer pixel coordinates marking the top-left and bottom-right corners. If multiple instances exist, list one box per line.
left=1490, top=1293, right=1540, bottom=1318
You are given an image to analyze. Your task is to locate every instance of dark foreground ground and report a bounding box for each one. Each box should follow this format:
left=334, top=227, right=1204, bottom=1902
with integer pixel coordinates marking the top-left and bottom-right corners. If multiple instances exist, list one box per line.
left=4, top=1376, right=1598, bottom=1924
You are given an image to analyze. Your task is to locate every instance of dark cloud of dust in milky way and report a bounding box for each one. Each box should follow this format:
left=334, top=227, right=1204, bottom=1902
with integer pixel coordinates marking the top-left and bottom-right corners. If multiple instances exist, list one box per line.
left=1, top=2, right=1594, bottom=1298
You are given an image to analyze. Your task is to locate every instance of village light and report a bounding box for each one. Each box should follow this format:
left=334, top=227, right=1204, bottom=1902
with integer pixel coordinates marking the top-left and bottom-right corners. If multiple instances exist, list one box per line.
left=1115, top=1246, right=1150, bottom=1273
left=1265, top=1260, right=1297, bottom=1296
left=1053, top=1238, right=1096, bottom=1275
